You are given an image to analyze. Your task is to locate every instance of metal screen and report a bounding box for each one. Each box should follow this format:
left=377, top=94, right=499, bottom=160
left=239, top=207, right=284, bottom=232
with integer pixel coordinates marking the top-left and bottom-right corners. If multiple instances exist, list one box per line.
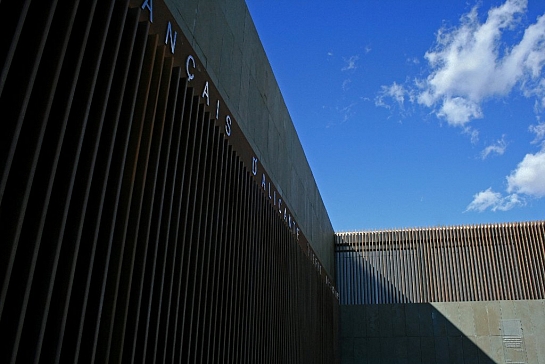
left=336, top=222, right=545, bottom=304
left=0, top=0, right=339, bottom=362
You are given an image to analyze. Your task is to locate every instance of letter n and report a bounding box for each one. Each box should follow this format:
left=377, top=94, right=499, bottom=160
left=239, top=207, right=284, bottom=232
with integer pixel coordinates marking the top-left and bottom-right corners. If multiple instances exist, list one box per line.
left=165, top=22, right=177, bottom=54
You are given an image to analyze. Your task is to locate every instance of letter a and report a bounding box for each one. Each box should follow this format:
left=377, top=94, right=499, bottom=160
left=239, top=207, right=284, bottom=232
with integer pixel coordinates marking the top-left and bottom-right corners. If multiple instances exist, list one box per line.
left=141, top=0, right=153, bottom=22
left=201, top=81, right=210, bottom=106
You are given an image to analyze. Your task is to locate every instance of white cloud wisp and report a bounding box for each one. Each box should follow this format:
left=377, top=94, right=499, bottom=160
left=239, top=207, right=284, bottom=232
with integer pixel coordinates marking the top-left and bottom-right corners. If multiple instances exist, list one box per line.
left=465, top=188, right=525, bottom=212
left=481, top=136, right=507, bottom=159
left=529, top=122, right=545, bottom=144
left=342, top=55, right=359, bottom=71
left=375, top=82, right=411, bottom=109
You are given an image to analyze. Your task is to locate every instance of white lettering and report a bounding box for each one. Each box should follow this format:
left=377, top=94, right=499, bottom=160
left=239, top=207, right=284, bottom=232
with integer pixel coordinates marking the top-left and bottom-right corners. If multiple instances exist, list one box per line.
left=261, top=174, right=266, bottom=189
left=216, top=99, right=220, bottom=119
left=278, top=198, right=282, bottom=212
left=141, top=0, right=153, bottom=22
left=185, top=55, right=195, bottom=81
left=201, top=81, right=210, bottom=106
left=165, top=22, right=177, bottom=54
left=283, top=208, right=287, bottom=221
left=268, top=182, right=271, bottom=199
left=252, top=157, right=258, bottom=176
left=225, top=115, right=232, bottom=136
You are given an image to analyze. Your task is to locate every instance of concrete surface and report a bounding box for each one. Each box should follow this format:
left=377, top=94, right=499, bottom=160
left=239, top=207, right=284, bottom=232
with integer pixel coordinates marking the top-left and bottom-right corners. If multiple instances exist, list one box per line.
left=341, top=300, right=545, bottom=363
left=164, top=0, right=336, bottom=277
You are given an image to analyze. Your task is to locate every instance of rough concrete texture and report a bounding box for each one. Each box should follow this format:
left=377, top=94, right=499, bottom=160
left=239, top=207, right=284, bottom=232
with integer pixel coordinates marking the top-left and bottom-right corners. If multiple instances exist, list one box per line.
left=341, top=300, right=545, bottom=363
left=164, top=0, right=335, bottom=276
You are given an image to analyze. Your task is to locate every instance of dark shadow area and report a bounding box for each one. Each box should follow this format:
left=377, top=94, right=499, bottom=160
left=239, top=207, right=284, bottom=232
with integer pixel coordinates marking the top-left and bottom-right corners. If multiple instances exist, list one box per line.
left=336, top=246, right=410, bottom=304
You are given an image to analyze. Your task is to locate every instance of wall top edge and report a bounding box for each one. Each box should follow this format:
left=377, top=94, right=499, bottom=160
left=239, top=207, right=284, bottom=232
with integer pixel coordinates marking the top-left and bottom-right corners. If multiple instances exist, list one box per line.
left=335, top=220, right=545, bottom=235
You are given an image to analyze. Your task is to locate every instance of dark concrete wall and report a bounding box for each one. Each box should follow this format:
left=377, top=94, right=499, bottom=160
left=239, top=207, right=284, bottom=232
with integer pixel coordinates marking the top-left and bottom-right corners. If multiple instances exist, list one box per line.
left=341, top=300, right=545, bottom=363
left=164, top=0, right=335, bottom=276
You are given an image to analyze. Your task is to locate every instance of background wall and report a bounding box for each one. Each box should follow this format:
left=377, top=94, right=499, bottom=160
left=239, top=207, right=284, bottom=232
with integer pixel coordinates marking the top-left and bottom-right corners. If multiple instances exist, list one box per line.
left=341, top=300, right=545, bottom=363
left=164, top=0, right=335, bottom=276
left=336, top=222, right=545, bottom=305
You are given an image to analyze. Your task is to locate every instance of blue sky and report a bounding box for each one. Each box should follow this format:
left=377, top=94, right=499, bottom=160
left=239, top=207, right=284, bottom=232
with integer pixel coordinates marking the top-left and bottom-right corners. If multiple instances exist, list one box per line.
left=245, top=0, right=545, bottom=231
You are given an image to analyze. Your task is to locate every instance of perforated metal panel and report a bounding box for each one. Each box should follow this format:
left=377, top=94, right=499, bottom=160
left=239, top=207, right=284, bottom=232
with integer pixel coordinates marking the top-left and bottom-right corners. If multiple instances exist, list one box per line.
left=501, top=319, right=527, bottom=364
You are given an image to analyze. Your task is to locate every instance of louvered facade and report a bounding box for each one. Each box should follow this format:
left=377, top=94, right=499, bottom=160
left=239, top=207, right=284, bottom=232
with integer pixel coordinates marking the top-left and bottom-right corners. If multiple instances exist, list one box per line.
left=0, top=0, right=339, bottom=363
left=336, top=221, right=545, bottom=305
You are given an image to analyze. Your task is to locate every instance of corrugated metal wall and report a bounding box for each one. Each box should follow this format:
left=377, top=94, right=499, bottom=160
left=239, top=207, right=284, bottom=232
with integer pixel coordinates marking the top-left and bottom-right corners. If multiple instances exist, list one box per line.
left=336, top=222, right=545, bottom=304
left=0, top=0, right=339, bottom=363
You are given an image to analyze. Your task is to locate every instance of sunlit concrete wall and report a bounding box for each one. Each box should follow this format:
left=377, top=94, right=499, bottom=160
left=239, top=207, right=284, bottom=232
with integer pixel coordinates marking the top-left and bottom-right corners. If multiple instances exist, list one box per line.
left=163, top=0, right=335, bottom=276
left=341, top=300, right=545, bottom=363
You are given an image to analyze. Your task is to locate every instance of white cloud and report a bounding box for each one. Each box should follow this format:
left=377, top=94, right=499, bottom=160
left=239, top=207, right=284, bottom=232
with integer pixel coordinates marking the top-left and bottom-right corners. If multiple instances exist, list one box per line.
left=481, top=136, right=507, bottom=159
left=466, top=188, right=502, bottom=212
left=464, top=127, right=480, bottom=144
left=418, top=0, right=545, bottom=125
left=467, top=144, right=545, bottom=212
left=342, top=55, right=359, bottom=71
left=506, top=147, right=545, bottom=197
left=466, top=188, right=525, bottom=212
left=529, top=122, right=545, bottom=144
left=436, top=97, right=483, bottom=126
left=375, top=82, right=412, bottom=109
left=379, top=0, right=545, bottom=126
left=500, top=193, right=526, bottom=210
left=371, top=0, right=545, bottom=212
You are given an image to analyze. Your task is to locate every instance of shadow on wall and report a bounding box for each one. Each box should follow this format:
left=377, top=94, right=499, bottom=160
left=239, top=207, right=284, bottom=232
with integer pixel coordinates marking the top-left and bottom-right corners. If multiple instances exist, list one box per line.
left=337, top=249, right=412, bottom=304
left=340, top=304, right=496, bottom=364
